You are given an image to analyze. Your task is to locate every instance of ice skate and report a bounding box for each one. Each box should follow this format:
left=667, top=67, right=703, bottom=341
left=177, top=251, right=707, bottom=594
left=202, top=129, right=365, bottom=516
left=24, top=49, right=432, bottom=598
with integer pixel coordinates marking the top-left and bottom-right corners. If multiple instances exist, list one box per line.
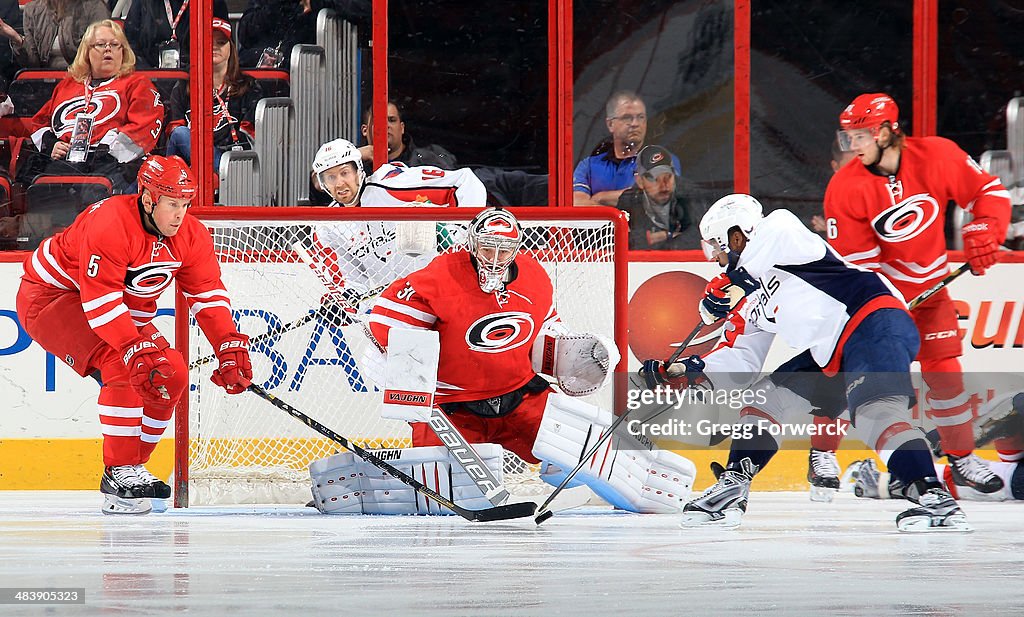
left=947, top=453, right=1003, bottom=494
left=680, top=458, right=757, bottom=529
left=896, top=481, right=971, bottom=533
left=132, top=465, right=172, bottom=499
left=100, top=466, right=156, bottom=515
left=807, top=449, right=840, bottom=502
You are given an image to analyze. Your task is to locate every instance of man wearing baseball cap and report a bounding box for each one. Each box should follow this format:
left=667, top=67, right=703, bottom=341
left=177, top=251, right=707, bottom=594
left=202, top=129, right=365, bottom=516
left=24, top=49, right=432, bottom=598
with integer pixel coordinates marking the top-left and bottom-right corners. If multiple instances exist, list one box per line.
left=615, top=145, right=699, bottom=250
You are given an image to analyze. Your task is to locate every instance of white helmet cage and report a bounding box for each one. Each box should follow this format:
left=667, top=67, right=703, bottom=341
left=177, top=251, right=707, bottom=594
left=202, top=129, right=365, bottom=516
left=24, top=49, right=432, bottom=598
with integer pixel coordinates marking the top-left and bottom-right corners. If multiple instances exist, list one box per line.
left=467, top=207, right=523, bottom=292
left=312, top=138, right=365, bottom=206
left=699, top=193, right=764, bottom=262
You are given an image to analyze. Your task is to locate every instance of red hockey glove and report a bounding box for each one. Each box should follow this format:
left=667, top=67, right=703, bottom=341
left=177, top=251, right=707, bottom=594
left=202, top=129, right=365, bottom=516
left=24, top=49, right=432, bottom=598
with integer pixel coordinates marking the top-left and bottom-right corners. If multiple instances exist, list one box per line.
left=700, top=268, right=759, bottom=325
left=210, top=333, right=253, bottom=395
left=962, top=218, right=1001, bottom=275
left=122, top=336, right=175, bottom=401
left=138, top=322, right=170, bottom=350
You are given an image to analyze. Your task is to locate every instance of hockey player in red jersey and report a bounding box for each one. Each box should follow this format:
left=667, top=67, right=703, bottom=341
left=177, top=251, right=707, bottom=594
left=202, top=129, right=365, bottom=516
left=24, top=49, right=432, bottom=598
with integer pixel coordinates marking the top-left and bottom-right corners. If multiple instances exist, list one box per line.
left=824, top=93, right=1012, bottom=495
left=307, top=208, right=696, bottom=515
left=15, top=155, right=253, bottom=514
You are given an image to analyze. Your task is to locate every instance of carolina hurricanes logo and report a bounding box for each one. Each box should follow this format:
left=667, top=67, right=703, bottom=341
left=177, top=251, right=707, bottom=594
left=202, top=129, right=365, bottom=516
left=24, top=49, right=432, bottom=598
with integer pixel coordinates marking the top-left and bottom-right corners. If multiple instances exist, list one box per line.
left=481, top=217, right=518, bottom=239
left=870, top=193, right=939, bottom=243
left=465, top=312, right=535, bottom=353
left=124, top=261, right=181, bottom=298
left=52, top=91, right=123, bottom=137
left=649, top=152, right=664, bottom=164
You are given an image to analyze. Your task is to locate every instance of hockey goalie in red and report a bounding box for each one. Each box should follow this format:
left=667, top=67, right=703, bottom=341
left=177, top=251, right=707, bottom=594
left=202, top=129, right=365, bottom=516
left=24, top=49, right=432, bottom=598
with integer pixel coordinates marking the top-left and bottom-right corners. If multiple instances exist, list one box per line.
left=824, top=93, right=1013, bottom=496
left=15, top=155, right=252, bottom=515
left=308, top=208, right=696, bottom=515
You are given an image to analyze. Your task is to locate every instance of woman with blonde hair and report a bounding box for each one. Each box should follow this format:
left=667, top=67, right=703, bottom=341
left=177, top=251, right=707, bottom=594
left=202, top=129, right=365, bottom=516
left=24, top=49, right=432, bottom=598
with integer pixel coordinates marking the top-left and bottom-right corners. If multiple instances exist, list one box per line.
left=17, top=20, right=164, bottom=193
left=0, top=0, right=109, bottom=69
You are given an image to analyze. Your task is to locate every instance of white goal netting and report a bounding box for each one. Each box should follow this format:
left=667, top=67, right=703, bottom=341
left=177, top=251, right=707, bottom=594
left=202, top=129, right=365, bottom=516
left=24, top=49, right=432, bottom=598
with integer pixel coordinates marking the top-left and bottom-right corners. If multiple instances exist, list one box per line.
left=179, top=207, right=624, bottom=506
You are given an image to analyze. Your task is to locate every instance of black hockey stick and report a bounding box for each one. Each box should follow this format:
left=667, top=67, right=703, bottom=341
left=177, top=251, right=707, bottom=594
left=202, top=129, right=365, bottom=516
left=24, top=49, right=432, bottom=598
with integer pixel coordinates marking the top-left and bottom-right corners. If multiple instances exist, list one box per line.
left=907, top=262, right=972, bottom=310
left=535, top=319, right=705, bottom=525
left=247, top=383, right=537, bottom=522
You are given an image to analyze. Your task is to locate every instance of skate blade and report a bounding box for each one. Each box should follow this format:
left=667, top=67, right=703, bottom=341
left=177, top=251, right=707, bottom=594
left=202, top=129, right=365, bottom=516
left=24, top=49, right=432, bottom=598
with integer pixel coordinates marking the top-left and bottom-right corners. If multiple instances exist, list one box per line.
left=102, top=494, right=152, bottom=515
left=897, top=513, right=973, bottom=533
left=680, top=508, right=743, bottom=529
left=809, top=485, right=838, bottom=503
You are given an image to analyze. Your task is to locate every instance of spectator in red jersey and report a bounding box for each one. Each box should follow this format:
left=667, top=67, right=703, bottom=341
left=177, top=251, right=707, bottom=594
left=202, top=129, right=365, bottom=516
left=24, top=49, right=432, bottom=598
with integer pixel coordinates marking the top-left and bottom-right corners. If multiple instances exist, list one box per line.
left=824, top=93, right=1013, bottom=496
left=15, top=19, right=164, bottom=193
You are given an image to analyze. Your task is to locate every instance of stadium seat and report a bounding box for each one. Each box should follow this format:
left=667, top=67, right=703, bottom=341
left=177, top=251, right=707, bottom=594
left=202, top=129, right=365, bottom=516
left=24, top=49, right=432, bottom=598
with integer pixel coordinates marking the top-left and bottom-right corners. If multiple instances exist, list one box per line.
left=20, top=175, right=113, bottom=250
left=243, top=69, right=290, bottom=98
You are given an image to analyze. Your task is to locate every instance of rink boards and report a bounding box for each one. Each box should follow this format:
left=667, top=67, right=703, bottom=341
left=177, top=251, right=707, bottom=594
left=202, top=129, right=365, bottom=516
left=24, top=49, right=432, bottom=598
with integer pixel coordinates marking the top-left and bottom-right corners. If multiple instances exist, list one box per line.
left=2, top=252, right=1023, bottom=490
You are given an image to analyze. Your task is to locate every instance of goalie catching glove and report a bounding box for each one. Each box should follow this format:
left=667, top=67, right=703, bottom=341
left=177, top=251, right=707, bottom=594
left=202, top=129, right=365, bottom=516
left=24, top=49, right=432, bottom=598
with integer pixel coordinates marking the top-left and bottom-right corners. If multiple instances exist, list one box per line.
left=639, top=354, right=708, bottom=390
left=210, top=333, right=252, bottom=394
left=531, top=331, right=620, bottom=397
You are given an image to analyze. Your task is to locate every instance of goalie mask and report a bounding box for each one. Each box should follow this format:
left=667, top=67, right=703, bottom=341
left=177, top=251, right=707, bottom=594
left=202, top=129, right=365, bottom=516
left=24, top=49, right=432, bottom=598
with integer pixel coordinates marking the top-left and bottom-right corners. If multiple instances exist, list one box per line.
left=699, top=193, right=763, bottom=266
left=467, top=207, right=523, bottom=293
left=312, top=138, right=365, bottom=207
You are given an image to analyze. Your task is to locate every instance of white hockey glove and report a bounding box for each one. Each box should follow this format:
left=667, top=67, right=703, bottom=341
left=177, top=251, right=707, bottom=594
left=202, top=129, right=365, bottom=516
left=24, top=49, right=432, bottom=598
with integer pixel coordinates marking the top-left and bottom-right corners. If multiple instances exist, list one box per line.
left=531, top=332, right=620, bottom=397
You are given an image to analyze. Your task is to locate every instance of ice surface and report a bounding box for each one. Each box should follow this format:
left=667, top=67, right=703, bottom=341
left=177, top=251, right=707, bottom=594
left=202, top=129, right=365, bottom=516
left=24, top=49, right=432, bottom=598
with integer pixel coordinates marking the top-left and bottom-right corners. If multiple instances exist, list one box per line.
left=1, top=491, right=1022, bottom=616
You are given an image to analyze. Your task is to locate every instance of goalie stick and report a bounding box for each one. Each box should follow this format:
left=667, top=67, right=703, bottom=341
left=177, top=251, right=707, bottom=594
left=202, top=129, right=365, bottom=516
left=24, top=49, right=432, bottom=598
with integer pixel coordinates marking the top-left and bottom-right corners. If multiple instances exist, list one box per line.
left=291, top=240, right=511, bottom=506
left=247, top=383, right=537, bottom=522
left=534, top=319, right=706, bottom=525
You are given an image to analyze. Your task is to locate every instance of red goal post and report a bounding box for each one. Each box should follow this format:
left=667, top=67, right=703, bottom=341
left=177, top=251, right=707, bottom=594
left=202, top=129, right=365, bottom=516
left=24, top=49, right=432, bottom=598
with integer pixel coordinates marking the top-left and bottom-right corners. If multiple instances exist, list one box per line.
left=174, top=206, right=628, bottom=507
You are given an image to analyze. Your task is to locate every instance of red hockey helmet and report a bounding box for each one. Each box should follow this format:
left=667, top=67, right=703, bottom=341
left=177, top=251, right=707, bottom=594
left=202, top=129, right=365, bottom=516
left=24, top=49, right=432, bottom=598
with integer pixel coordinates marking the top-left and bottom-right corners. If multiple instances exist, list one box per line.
left=839, top=93, right=899, bottom=131
left=138, top=155, right=197, bottom=201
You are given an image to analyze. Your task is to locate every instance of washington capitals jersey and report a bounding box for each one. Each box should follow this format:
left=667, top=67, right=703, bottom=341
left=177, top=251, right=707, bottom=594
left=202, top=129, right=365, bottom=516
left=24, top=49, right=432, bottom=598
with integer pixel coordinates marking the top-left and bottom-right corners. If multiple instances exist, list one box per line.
left=30, top=73, right=164, bottom=157
left=824, top=136, right=1010, bottom=298
left=368, top=252, right=557, bottom=403
left=702, top=209, right=906, bottom=378
left=21, top=195, right=236, bottom=350
left=311, top=163, right=484, bottom=295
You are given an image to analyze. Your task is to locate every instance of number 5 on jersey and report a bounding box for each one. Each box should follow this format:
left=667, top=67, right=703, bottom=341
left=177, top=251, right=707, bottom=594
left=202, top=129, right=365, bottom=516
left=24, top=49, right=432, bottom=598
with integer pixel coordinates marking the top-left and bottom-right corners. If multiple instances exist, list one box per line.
left=87, top=254, right=101, bottom=277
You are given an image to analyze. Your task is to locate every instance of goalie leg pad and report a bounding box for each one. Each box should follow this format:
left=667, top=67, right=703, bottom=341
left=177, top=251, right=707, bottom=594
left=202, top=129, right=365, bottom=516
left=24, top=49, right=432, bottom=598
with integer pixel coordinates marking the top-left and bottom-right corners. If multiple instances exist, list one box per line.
left=309, top=444, right=505, bottom=515
left=531, top=393, right=696, bottom=513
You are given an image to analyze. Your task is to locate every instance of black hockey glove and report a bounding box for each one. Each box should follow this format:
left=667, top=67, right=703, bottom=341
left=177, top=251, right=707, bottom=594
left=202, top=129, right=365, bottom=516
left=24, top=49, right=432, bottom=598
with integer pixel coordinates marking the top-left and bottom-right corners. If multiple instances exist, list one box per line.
left=319, top=292, right=357, bottom=328
left=639, top=355, right=707, bottom=390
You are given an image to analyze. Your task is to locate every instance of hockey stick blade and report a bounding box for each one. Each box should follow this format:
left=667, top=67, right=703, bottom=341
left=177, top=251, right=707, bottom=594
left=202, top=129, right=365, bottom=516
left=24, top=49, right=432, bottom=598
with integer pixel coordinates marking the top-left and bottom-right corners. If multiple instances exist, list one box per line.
left=907, top=262, right=971, bottom=310
left=247, top=384, right=536, bottom=522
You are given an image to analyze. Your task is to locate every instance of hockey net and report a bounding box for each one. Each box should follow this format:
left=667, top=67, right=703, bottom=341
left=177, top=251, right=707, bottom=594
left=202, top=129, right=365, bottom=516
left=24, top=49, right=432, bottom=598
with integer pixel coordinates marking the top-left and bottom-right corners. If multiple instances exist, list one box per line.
left=176, top=207, right=626, bottom=506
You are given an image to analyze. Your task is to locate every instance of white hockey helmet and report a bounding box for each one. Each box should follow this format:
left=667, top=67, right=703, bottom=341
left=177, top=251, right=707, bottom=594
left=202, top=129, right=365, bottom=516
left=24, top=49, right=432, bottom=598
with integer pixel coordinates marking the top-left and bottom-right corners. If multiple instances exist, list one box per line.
left=699, top=193, right=764, bottom=262
left=312, top=138, right=365, bottom=206
left=467, top=207, right=523, bottom=292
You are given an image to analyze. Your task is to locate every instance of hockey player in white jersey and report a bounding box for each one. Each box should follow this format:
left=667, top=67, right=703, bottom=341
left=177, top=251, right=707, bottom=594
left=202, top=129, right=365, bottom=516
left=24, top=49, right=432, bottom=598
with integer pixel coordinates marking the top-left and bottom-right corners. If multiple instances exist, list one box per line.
left=639, top=194, right=970, bottom=532
left=307, top=138, right=487, bottom=320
